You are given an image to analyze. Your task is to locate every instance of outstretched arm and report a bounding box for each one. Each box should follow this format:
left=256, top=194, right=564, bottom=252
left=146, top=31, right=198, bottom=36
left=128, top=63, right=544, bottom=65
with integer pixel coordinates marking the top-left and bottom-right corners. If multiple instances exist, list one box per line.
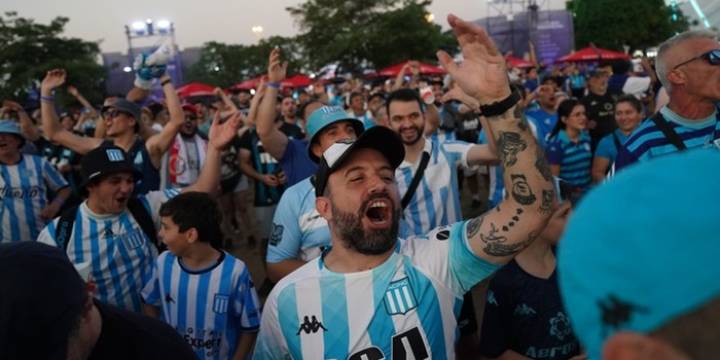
left=40, top=69, right=102, bottom=154
left=146, top=74, right=184, bottom=168
left=256, top=48, right=289, bottom=160
left=184, top=111, right=242, bottom=194
left=438, top=14, right=554, bottom=265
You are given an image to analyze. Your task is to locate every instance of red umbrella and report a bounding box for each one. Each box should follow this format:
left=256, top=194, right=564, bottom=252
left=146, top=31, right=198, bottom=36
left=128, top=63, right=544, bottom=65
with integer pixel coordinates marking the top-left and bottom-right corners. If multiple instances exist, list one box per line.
left=281, top=74, right=313, bottom=88
left=230, top=76, right=265, bottom=91
left=377, top=61, right=446, bottom=77
left=176, top=82, right=215, bottom=98
left=557, top=47, right=631, bottom=62
left=505, top=55, right=534, bottom=68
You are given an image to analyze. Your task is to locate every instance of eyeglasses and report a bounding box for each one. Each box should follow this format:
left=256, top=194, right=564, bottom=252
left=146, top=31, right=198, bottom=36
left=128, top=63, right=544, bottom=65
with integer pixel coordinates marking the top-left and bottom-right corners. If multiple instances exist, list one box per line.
left=103, top=109, right=131, bottom=119
left=673, top=49, right=720, bottom=70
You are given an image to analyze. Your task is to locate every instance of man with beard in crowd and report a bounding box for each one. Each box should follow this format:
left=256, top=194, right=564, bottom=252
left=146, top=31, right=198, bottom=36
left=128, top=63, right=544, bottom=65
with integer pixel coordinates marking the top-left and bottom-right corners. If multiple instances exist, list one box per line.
left=253, top=14, right=554, bottom=358
left=581, top=69, right=616, bottom=150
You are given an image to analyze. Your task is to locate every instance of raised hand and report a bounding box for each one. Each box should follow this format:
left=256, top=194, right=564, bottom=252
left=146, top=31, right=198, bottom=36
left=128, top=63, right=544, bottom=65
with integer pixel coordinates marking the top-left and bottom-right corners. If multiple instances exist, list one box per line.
left=208, top=111, right=243, bottom=151
left=67, top=85, right=79, bottom=97
left=267, top=48, right=288, bottom=83
left=436, top=14, right=511, bottom=105
left=41, top=69, right=67, bottom=92
left=2, top=100, right=25, bottom=113
left=441, top=85, right=480, bottom=110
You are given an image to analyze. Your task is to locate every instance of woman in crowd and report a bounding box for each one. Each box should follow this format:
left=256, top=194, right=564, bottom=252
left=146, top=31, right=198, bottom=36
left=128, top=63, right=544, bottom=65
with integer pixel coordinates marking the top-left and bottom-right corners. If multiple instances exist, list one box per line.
left=546, top=99, right=592, bottom=193
left=591, top=95, right=644, bottom=183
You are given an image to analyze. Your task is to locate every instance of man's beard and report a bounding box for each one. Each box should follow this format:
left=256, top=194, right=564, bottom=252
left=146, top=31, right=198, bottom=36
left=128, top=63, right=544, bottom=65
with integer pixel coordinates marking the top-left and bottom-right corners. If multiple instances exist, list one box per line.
left=330, top=193, right=400, bottom=255
left=401, top=125, right=424, bottom=145
left=180, top=127, right=197, bottom=138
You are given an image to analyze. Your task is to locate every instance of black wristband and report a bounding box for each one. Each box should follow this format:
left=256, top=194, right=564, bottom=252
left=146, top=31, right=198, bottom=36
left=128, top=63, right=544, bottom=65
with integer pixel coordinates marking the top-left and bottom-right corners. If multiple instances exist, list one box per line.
left=479, top=91, right=521, bottom=117
left=161, top=79, right=172, bottom=87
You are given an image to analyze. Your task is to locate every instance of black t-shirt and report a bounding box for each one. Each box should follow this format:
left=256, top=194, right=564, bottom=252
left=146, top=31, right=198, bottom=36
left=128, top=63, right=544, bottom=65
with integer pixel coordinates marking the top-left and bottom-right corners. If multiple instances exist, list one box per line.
left=238, top=129, right=285, bottom=207
left=280, top=122, right=305, bottom=140
left=479, top=260, right=581, bottom=360
left=581, top=92, right=616, bottom=147
left=88, top=301, right=196, bottom=360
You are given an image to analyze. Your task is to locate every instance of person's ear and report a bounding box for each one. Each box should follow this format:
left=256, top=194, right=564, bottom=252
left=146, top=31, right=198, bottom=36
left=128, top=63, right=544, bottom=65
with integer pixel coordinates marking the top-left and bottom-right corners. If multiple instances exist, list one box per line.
left=185, top=228, right=199, bottom=244
left=604, top=332, right=691, bottom=360
left=316, top=196, right=332, bottom=222
left=311, top=141, right=323, bottom=159
left=666, top=69, right=686, bottom=88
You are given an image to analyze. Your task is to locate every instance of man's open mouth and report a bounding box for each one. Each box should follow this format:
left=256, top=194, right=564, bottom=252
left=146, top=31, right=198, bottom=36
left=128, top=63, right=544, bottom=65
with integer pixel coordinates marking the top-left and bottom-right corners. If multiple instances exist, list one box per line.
left=363, top=198, right=392, bottom=226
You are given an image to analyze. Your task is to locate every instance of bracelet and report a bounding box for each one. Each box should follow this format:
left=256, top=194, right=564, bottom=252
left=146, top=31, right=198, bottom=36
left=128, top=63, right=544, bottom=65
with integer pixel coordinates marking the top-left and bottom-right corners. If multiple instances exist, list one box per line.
left=267, top=82, right=281, bottom=89
left=161, top=79, right=172, bottom=87
left=479, top=91, right=521, bottom=117
left=41, top=95, right=54, bottom=102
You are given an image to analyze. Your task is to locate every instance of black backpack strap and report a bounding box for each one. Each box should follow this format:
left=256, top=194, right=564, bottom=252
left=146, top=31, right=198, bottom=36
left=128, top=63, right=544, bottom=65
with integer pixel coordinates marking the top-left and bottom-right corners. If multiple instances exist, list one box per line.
left=55, top=205, right=80, bottom=250
left=127, top=198, right=162, bottom=251
left=401, top=152, right=431, bottom=210
left=650, top=112, right=687, bottom=151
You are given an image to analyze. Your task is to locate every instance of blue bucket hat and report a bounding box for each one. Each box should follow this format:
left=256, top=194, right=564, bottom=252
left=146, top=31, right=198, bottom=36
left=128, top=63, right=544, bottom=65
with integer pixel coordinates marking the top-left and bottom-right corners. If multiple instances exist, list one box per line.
left=0, top=120, right=25, bottom=147
left=305, top=106, right=364, bottom=162
left=558, top=148, right=720, bottom=359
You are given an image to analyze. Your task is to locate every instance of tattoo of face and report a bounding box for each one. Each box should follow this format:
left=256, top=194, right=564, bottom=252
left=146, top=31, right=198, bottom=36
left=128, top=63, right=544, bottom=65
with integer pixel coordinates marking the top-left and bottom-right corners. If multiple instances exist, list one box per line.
left=535, top=147, right=552, bottom=181
left=482, top=230, right=539, bottom=257
left=466, top=215, right=484, bottom=239
left=539, top=189, right=554, bottom=215
left=497, top=131, right=527, bottom=167
left=510, top=174, right=537, bottom=205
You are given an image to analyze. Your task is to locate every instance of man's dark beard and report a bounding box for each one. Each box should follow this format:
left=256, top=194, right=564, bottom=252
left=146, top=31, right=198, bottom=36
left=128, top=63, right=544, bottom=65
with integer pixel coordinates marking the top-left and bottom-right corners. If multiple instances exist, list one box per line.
left=330, top=194, right=400, bottom=255
left=402, top=125, right=424, bottom=145
left=180, top=127, right=197, bottom=138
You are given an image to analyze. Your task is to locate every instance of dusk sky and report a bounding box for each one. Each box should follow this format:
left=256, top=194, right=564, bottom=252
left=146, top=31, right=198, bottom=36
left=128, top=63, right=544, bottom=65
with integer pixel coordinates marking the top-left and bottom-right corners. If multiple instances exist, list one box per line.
left=3, top=0, right=565, bottom=53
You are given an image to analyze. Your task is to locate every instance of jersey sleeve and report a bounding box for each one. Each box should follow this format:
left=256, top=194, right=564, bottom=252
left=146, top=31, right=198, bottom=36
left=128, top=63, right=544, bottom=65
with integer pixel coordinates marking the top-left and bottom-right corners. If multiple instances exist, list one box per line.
left=545, top=139, right=564, bottom=165
left=478, top=279, right=512, bottom=358
left=36, top=220, right=59, bottom=246
left=594, top=135, right=616, bottom=160
left=141, top=256, right=162, bottom=307
left=440, top=140, right=473, bottom=168
left=252, top=292, right=290, bottom=359
left=402, top=221, right=500, bottom=297
left=139, top=188, right=181, bottom=227
left=234, top=265, right=261, bottom=331
left=266, top=188, right=304, bottom=263
left=41, top=158, right=69, bottom=191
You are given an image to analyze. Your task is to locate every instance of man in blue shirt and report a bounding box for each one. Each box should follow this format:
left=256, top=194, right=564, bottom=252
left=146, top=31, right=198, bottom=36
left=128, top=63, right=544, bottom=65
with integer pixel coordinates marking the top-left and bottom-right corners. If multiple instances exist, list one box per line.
left=525, top=81, right=559, bottom=148
left=254, top=15, right=554, bottom=358
left=616, top=30, right=720, bottom=171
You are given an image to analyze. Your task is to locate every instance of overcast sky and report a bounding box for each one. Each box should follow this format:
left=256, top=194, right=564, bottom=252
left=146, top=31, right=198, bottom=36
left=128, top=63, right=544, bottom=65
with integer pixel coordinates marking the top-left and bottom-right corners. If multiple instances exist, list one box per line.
left=3, top=0, right=566, bottom=53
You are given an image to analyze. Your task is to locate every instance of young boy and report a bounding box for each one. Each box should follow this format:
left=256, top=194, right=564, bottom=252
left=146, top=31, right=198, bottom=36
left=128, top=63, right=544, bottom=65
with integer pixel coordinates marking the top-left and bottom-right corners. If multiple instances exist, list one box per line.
left=142, top=192, right=260, bottom=360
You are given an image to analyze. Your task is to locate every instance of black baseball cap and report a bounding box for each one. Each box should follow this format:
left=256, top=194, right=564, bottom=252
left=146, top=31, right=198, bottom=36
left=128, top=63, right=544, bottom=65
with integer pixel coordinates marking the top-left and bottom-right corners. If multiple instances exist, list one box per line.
left=101, top=98, right=142, bottom=121
left=0, top=242, right=86, bottom=359
left=314, top=126, right=404, bottom=197
left=80, top=145, right=143, bottom=186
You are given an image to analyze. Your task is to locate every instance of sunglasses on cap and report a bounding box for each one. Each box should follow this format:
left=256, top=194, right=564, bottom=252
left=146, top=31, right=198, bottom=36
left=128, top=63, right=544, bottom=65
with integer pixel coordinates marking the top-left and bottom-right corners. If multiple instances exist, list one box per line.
left=673, top=49, right=720, bottom=70
left=103, top=109, right=132, bottom=119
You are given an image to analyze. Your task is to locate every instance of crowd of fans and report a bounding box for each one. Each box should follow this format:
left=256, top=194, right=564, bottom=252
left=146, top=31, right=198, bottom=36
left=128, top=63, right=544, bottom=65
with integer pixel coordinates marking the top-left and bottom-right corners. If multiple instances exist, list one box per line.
left=0, top=13, right=718, bottom=360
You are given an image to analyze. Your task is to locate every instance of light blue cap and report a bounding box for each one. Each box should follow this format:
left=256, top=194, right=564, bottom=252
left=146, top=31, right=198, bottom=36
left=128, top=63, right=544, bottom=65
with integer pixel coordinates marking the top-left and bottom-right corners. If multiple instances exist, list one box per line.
left=305, top=106, right=364, bottom=162
left=558, top=148, right=720, bottom=359
left=0, top=120, right=25, bottom=145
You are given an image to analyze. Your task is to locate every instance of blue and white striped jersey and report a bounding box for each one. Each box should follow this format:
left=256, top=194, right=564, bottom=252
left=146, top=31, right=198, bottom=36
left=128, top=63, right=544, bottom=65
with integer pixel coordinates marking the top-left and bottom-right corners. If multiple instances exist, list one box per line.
left=37, top=188, right=180, bottom=312
left=142, top=250, right=261, bottom=360
left=615, top=106, right=720, bottom=171
left=254, top=221, right=500, bottom=359
left=397, top=138, right=471, bottom=238
left=266, top=178, right=330, bottom=263
left=0, top=154, right=68, bottom=243
left=547, top=130, right=593, bottom=190
left=478, top=131, right=505, bottom=208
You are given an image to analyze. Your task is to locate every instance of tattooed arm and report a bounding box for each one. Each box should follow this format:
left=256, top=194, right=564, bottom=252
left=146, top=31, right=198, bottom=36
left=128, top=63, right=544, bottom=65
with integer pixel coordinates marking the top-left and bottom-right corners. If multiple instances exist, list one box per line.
left=437, top=15, right=554, bottom=265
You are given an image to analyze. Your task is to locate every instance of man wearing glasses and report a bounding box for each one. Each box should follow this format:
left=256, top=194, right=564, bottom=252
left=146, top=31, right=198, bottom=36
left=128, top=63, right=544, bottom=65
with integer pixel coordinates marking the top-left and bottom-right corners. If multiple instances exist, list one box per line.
left=40, top=68, right=187, bottom=194
left=616, top=30, right=720, bottom=170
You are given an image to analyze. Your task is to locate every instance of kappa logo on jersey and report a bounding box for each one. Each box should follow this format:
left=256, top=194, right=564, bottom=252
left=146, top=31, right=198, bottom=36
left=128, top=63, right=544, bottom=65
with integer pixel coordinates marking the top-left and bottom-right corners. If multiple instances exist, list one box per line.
left=384, top=277, right=417, bottom=315
left=106, top=149, right=125, bottom=162
left=165, top=294, right=175, bottom=304
left=212, top=293, right=230, bottom=314
left=514, top=303, right=537, bottom=316
left=296, top=315, right=327, bottom=335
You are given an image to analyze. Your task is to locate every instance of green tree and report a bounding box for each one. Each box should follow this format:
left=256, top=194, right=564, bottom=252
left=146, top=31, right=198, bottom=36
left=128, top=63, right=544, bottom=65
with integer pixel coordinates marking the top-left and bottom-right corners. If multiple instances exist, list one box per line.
left=567, top=0, right=689, bottom=51
left=186, top=36, right=306, bottom=87
left=287, top=0, right=455, bottom=70
left=0, top=12, right=106, bottom=106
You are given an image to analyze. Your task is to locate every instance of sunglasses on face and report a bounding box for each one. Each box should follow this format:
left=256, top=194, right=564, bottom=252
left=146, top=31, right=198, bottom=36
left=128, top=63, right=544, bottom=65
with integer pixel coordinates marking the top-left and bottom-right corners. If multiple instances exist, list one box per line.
left=673, top=49, right=720, bottom=70
left=103, top=109, right=131, bottom=119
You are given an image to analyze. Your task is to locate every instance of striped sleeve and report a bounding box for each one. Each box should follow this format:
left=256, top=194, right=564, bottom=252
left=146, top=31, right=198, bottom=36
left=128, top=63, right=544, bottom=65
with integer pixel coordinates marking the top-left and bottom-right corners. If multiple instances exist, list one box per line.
left=252, top=291, right=290, bottom=359
left=234, top=266, right=261, bottom=330
left=440, top=140, right=473, bottom=168
left=40, top=157, right=68, bottom=191
left=141, top=256, right=162, bottom=306
left=36, top=220, right=59, bottom=246
left=140, top=188, right=181, bottom=225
